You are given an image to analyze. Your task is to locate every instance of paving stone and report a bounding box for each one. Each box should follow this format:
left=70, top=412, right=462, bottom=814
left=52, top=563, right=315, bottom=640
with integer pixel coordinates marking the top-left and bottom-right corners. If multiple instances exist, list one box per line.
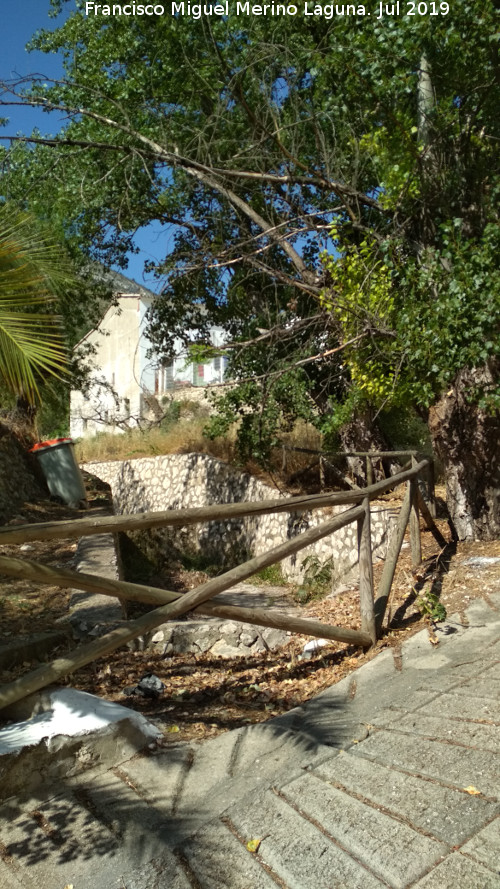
left=411, top=666, right=473, bottom=694
left=425, top=691, right=499, bottom=723
left=174, top=728, right=243, bottom=816
left=70, top=769, right=183, bottom=863
left=231, top=722, right=322, bottom=778
left=182, top=820, right=278, bottom=889
left=0, top=790, right=123, bottom=889
left=108, top=744, right=195, bottom=818
left=154, top=725, right=331, bottom=841
left=228, top=788, right=387, bottom=889
left=386, top=712, right=500, bottom=752
left=270, top=693, right=372, bottom=749
left=352, top=729, right=500, bottom=796
left=482, top=660, right=500, bottom=680
left=461, top=817, right=500, bottom=872
left=458, top=674, right=500, bottom=702
left=112, top=855, right=193, bottom=889
left=280, top=771, right=447, bottom=888
left=369, top=688, right=442, bottom=716
left=411, top=852, right=500, bottom=888
left=311, top=751, right=498, bottom=846
left=0, top=860, right=27, bottom=889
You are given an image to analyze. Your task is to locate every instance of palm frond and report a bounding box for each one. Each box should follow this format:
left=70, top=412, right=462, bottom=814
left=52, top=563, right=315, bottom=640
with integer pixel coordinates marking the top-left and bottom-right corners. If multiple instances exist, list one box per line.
left=0, top=205, right=72, bottom=403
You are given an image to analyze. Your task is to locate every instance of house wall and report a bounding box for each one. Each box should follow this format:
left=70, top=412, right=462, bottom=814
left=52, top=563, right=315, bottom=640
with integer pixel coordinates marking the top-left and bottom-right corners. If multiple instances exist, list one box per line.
left=83, top=453, right=397, bottom=586
left=70, top=296, right=151, bottom=438
left=70, top=293, right=227, bottom=438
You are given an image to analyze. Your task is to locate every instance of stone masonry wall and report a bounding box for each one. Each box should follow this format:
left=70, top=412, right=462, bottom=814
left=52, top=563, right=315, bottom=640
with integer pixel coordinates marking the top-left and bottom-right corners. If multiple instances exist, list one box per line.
left=0, top=425, right=45, bottom=524
left=84, top=453, right=397, bottom=586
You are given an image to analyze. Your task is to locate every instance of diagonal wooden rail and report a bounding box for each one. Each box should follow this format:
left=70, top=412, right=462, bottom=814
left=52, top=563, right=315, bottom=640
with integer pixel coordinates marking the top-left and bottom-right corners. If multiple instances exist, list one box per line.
left=0, top=503, right=370, bottom=711
left=0, top=459, right=437, bottom=711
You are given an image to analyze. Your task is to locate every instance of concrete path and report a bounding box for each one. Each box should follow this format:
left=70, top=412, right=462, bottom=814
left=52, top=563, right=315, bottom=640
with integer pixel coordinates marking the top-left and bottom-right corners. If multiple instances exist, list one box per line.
left=0, top=591, right=498, bottom=889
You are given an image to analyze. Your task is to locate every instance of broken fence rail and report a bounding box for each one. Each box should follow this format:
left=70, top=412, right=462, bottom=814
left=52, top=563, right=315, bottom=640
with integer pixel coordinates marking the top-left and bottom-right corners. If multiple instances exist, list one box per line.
left=0, top=459, right=434, bottom=711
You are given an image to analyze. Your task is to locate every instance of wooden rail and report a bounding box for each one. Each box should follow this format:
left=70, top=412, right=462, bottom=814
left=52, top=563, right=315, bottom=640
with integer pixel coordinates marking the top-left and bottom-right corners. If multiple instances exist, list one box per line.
left=280, top=445, right=437, bottom=517
left=0, top=460, right=428, bottom=545
left=0, top=458, right=438, bottom=711
left=0, top=504, right=368, bottom=711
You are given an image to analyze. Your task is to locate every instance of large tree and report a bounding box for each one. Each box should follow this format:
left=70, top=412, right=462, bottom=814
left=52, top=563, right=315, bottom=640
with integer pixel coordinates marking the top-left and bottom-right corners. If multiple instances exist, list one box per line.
left=0, top=1, right=498, bottom=536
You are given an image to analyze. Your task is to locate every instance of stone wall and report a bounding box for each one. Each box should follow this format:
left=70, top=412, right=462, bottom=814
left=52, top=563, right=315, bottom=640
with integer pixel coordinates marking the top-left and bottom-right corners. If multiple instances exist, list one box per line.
left=84, top=453, right=397, bottom=586
left=0, top=424, right=45, bottom=524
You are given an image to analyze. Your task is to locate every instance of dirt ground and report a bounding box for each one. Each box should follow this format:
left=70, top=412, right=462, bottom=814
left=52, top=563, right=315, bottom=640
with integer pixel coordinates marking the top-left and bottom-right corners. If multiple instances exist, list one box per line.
left=0, top=491, right=499, bottom=744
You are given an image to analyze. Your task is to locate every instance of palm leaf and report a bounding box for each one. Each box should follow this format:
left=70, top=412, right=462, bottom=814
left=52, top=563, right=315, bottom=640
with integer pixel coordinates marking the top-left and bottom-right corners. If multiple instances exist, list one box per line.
left=0, top=206, right=72, bottom=403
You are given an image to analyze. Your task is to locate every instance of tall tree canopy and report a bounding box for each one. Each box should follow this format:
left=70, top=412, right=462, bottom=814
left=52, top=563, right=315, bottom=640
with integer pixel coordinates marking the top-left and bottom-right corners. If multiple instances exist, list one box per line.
left=0, top=1, right=498, bottom=536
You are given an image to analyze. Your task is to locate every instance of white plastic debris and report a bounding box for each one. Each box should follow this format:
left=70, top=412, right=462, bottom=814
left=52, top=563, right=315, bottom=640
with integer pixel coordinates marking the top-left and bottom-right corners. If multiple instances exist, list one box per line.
left=301, top=638, right=329, bottom=659
left=0, top=687, right=162, bottom=755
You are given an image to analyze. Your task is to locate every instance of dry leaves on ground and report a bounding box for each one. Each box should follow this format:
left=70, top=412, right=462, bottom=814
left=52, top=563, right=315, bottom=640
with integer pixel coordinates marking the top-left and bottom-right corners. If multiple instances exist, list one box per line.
left=0, top=495, right=498, bottom=745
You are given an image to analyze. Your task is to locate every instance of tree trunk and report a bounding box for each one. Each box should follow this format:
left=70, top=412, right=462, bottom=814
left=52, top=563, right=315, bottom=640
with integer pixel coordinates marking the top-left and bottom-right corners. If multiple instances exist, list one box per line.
left=339, top=409, right=399, bottom=484
left=428, top=363, right=500, bottom=540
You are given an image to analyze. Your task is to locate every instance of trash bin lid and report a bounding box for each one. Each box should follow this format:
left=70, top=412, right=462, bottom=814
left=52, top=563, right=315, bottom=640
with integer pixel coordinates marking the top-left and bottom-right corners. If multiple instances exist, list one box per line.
left=29, top=437, right=74, bottom=453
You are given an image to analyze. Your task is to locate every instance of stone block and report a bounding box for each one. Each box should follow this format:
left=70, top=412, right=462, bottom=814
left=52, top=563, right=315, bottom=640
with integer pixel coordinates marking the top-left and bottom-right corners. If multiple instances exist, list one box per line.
left=461, top=817, right=500, bottom=871
left=210, top=640, right=242, bottom=658
left=261, top=627, right=287, bottom=649
left=240, top=630, right=258, bottom=645
left=228, top=788, right=386, bottom=889
left=411, top=852, right=500, bottom=888
left=313, top=752, right=498, bottom=846
left=280, top=771, right=447, bottom=887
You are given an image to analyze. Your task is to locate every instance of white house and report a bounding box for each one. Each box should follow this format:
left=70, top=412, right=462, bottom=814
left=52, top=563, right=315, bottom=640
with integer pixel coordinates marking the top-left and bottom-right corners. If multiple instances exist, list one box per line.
left=70, top=271, right=226, bottom=438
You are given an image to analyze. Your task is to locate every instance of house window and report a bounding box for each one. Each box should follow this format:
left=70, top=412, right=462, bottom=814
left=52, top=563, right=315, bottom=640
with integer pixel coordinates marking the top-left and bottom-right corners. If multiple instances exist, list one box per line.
left=164, top=363, right=174, bottom=390
left=193, top=363, right=205, bottom=386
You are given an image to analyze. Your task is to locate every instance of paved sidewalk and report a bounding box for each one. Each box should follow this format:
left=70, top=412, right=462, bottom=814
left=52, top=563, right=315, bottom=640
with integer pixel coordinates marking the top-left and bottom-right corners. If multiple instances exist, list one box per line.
left=0, top=591, right=498, bottom=889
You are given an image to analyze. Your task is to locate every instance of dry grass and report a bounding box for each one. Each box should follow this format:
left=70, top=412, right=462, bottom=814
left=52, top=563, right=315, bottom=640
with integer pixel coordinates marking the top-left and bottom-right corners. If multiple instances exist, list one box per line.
left=73, top=413, right=324, bottom=488
left=74, top=417, right=236, bottom=465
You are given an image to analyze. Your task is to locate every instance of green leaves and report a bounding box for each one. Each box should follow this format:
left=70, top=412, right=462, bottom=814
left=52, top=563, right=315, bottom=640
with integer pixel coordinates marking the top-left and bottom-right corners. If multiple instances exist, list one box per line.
left=0, top=206, right=71, bottom=404
left=2, top=0, right=498, bottom=444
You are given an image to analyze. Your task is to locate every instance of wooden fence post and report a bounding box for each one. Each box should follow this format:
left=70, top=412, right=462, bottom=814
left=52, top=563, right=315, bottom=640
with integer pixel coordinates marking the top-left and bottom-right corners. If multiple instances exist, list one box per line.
left=0, top=459, right=431, bottom=546
left=365, top=455, right=374, bottom=488
left=319, top=454, right=325, bottom=490
left=423, top=459, right=437, bottom=518
left=374, top=483, right=412, bottom=635
left=357, top=496, right=376, bottom=645
left=410, top=457, right=422, bottom=568
left=0, top=504, right=369, bottom=711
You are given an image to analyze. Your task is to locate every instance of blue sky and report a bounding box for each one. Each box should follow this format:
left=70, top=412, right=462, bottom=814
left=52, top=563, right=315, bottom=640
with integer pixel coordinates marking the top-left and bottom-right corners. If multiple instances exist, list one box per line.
left=0, top=0, right=166, bottom=291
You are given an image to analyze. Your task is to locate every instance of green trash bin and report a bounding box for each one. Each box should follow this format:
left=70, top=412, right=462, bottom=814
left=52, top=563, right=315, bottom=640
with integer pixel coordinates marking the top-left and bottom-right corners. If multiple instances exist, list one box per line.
left=30, top=438, right=88, bottom=509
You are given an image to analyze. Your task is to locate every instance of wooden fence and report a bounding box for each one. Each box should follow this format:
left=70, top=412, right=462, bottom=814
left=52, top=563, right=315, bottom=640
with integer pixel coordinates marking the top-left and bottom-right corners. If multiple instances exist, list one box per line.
left=279, top=445, right=437, bottom=518
left=0, top=458, right=444, bottom=711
